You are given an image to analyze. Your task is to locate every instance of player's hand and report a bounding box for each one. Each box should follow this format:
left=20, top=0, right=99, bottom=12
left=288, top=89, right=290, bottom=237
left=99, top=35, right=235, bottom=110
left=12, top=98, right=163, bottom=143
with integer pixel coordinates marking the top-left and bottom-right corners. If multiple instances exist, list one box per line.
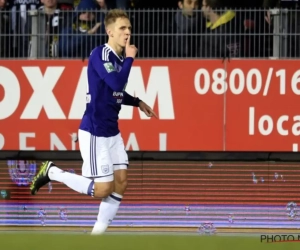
left=138, top=101, right=158, bottom=118
left=125, top=35, right=138, bottom=58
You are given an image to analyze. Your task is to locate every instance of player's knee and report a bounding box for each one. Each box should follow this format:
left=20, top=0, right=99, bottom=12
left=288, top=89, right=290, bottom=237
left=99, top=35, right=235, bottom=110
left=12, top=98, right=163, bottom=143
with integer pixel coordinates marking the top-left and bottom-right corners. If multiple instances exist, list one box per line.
left=118, top=178, right=128, bottom=192
left=94, top=182, right=114, bottom=198
left=115, top=173, right=128, bottom=194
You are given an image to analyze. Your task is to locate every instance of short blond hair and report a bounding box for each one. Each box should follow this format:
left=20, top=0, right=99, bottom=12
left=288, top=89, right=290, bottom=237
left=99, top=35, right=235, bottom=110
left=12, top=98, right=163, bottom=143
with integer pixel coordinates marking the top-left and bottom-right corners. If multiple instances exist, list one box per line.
left=104, top=9, right=129, bottom=27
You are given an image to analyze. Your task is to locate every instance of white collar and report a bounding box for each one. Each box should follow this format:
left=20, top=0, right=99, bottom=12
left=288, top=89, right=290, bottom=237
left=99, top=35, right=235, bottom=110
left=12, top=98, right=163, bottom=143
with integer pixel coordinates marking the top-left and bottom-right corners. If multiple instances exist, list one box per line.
left=105, top=43, right=124, bottom=62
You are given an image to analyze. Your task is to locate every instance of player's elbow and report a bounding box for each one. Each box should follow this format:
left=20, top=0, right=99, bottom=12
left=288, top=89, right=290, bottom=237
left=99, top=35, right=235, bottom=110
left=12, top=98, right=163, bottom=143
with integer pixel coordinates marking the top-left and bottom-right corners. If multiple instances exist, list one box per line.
left=113, top=87, right=124, bottom=92
left=106, top=75, right=127, bottom=92
left=111, top=83, right=126, bottom=92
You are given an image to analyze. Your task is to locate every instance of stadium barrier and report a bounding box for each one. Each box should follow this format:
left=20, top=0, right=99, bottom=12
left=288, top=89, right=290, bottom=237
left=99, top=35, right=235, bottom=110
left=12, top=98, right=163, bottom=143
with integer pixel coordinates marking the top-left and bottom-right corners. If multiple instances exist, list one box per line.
left=1, top=150, right=300, bottom=233
left=1, top=59, right=300, bottom=152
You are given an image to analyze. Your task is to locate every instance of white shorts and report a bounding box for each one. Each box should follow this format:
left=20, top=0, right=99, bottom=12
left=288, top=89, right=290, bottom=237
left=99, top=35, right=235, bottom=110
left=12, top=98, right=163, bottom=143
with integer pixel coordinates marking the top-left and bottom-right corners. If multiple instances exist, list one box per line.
left=78, top=129, right=129, bottom=182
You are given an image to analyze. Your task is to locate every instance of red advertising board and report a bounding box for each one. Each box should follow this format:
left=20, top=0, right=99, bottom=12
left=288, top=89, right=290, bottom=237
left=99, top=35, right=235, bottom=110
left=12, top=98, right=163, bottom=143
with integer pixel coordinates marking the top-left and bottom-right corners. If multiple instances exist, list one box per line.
left=0, top=60, right=299, bottom=151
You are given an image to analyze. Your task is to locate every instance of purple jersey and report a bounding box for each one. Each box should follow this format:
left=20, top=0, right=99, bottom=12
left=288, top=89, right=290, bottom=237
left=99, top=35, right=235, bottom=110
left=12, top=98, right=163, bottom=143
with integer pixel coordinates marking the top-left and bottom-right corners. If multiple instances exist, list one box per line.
left=79, top=44, right=140, bottom=137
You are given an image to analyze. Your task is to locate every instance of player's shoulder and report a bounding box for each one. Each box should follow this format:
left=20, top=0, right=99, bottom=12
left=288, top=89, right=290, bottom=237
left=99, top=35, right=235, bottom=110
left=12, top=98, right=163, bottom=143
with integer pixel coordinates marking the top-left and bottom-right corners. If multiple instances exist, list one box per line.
left=89, top=44, right=113, bottom=62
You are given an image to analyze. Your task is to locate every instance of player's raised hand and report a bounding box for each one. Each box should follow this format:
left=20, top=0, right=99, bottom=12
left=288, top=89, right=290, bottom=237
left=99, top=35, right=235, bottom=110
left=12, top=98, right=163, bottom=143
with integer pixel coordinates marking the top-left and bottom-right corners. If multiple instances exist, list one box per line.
left=125, top=35, right=138, bottom=59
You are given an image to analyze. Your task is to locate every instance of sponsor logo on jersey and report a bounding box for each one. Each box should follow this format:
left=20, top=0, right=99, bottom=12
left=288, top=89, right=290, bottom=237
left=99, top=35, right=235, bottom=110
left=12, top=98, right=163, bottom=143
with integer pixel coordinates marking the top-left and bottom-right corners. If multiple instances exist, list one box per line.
left=104, top=62, right=116, bottom=73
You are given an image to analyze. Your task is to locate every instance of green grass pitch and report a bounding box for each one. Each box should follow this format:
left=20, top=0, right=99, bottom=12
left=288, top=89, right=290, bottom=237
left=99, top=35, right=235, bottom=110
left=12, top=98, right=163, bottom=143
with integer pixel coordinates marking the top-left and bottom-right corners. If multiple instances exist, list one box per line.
left=0, top=233, right=298, bottom=250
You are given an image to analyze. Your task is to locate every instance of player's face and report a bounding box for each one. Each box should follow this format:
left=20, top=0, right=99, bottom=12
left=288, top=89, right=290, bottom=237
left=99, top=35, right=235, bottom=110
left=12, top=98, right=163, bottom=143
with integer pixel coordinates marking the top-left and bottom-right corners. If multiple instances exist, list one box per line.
left=110, top=17, right=132, bottom=48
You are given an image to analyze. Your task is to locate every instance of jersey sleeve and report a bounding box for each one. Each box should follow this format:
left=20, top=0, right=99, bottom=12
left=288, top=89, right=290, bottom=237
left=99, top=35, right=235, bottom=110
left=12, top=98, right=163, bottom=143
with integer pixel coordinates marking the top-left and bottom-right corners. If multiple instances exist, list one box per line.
left=90, top=47, right=134, bottom=92
left=123, top=91, right=141, bottom=107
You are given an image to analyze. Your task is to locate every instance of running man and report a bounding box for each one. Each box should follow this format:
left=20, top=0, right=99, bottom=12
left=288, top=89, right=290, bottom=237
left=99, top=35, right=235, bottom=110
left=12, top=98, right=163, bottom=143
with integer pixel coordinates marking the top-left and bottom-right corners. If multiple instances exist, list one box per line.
left=30, top=9, right=157, bottom=235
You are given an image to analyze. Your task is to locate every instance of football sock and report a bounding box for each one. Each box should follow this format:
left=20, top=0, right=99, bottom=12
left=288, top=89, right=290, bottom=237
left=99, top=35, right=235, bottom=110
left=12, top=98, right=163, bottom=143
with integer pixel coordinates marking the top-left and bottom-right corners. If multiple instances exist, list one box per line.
left=48, top=166, right=94, bottom=197
left=91, top=192, right=123, bottom=235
